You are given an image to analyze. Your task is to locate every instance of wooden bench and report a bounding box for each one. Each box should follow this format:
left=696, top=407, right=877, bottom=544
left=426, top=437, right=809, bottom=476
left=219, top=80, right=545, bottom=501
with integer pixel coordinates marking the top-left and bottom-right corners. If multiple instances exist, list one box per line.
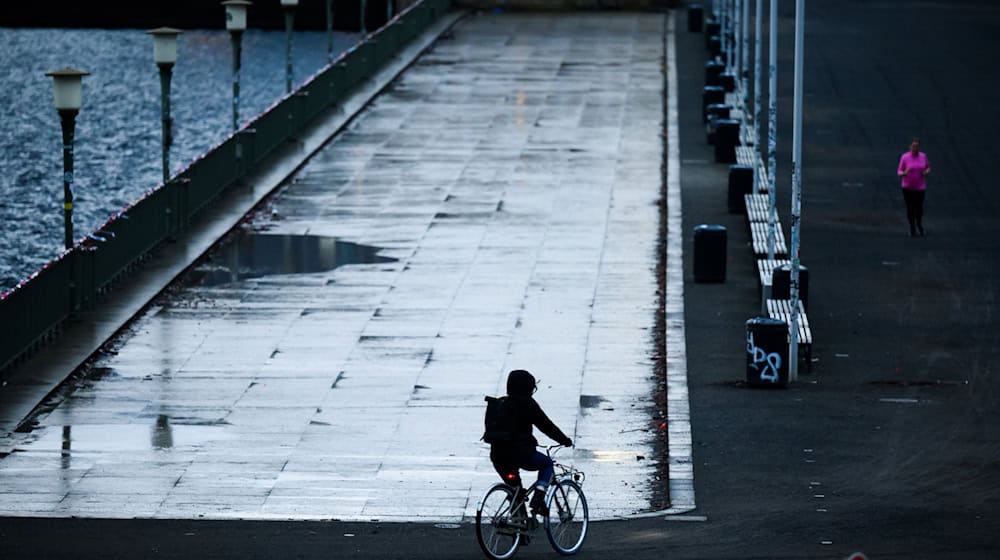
left=756, top=258, right=790, bottom=311
left=735, top=145, right=755, bottom=167
left=766, top=298, right=813, bottom=372
left=750, top=221, right=788, bottom=257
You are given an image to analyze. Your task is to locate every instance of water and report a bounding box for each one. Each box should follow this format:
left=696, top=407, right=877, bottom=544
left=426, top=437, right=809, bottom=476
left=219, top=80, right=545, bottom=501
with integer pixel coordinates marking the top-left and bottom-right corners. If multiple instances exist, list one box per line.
left=0, top=27, right=363, bottom=293
left=189, top=232, right=395, bottom=287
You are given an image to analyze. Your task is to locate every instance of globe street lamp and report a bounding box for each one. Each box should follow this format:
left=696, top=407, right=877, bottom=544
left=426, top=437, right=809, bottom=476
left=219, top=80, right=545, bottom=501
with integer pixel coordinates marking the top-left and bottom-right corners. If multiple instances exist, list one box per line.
left=281, top=0, right=298, bottom=94
left=147, top=27, right=182, bottom=184
left=222, top=0, right=252, bottom=131
left=45, top=67, right=89, bottom=250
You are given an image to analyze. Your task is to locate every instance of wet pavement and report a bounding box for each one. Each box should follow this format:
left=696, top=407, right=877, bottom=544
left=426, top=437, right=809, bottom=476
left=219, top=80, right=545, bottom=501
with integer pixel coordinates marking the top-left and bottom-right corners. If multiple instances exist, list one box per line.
left=0, top=12, right=669, bottom=522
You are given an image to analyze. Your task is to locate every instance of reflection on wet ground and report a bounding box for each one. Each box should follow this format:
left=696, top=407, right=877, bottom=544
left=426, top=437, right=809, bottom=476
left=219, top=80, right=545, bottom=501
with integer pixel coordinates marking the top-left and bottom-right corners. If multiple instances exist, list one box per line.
left=0, top=13, right=666, bottom=521
left=191, top=233, right=395, bottom=287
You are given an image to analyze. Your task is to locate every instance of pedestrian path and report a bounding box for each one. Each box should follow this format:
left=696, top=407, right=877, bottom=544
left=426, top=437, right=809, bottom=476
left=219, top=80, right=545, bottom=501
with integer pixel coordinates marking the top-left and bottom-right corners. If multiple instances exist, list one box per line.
left=0, top=12, right=669, bottom=522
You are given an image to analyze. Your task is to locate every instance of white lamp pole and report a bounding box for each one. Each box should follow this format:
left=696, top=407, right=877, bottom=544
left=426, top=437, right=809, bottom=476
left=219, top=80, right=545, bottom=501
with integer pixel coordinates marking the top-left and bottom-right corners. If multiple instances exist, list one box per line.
left=223, top=0, right=252, bottom=131
left=281, top=0, right=299, bottom=94
left=789, top=0, right=805, bottom=382
left=147, top=27, right=182, bottom=183
left=45, top=68, right=89, bottom=250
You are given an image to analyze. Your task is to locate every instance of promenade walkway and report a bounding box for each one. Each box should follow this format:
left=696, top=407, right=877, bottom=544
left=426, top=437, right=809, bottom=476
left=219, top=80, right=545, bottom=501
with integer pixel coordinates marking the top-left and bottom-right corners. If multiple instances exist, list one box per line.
left=0, top=12, right=672, bottom=522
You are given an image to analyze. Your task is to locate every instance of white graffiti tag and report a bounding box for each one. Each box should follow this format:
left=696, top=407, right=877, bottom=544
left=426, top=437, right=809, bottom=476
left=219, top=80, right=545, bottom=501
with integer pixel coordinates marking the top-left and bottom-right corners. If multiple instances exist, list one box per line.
left=746, top=331, right=782, bottom=383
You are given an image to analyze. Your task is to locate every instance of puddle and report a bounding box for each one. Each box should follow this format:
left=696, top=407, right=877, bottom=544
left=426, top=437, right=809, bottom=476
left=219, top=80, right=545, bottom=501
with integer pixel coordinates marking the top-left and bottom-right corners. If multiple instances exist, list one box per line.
left=18, top=420, right=233, bottom=455
left=190, top=233, right=395, bottom=286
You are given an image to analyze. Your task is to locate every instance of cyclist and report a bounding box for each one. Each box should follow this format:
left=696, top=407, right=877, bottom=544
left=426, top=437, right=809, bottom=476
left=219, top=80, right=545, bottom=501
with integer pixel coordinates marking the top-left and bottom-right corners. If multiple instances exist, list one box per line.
left=488, top=369, right=574, bottom=516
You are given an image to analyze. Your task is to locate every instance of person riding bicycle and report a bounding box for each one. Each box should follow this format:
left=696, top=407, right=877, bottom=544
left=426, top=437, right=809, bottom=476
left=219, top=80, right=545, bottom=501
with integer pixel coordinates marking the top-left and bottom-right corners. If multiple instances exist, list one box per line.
left=488, top=369, right=574, bottom=516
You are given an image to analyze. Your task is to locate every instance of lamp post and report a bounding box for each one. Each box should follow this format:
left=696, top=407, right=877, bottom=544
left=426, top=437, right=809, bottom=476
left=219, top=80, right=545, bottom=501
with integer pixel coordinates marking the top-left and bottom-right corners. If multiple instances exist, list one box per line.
left=281, top=0, right=298, bottom=94
left=326, top=0, right=335, bottom=61
left=45, top=68, right=89, bottom=250
left=222, top=0, right=251, bottom=131
left=387, top=0, right=393, bottom=22
left=147, top=27, right=182, bottom=184
left=360, top=0, right=367, bottom=37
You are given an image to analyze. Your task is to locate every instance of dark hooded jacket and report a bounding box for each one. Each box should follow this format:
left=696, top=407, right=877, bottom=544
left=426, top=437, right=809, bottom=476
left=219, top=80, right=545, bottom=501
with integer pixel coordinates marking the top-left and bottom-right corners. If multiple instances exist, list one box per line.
left=492, top=370, right=572, bottom=461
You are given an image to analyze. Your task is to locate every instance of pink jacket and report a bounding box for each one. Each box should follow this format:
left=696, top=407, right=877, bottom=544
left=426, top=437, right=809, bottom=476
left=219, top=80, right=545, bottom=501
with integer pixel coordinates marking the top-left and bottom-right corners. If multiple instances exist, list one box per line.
left=898, top=151, right=930, bottom=190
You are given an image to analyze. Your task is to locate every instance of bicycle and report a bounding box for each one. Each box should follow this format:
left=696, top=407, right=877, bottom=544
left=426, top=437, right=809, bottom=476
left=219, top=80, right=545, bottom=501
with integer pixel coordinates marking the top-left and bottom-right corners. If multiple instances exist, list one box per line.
left=475, top=445, right=588, bottom=559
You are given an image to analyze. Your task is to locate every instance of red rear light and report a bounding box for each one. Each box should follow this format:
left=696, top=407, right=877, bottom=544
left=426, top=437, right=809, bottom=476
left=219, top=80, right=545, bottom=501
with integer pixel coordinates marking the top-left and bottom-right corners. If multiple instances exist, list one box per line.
left=505, top=473, right=517, bottom=481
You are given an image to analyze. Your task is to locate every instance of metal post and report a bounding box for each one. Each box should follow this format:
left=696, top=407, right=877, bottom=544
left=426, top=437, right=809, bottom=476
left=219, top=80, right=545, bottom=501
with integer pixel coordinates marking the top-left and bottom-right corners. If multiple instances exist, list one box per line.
left=284, top=7, right=294, bottom=93
left=58, top=109, right=78, bottom=249
left=387, top=0, right=393, bottom=22
left=724, top=0, right=732, bottom=69
left=230, top=30, right=243, bottom=131
left=326, top=0, right=335, bottom=61
left=766, top=0, right=778, bottom=260
left=753, top=0, right=762, bottom=194
left=360, top=0, right=367, bottom=37
left=157, top=64, right=173, bottom=183
left=789, top=0, right=805, bottom=382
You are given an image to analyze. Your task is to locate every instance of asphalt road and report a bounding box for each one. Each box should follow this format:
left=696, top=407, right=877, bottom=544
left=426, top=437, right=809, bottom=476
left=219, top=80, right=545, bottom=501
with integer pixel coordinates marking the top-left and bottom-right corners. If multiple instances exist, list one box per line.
left=2, top=1, right=1000, bottom=558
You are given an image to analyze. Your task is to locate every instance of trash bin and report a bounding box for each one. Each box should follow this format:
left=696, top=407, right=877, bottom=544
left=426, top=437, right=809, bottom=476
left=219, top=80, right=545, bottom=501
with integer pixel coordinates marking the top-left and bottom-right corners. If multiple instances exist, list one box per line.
left=719, top=72, right=737, bottom=92
left=714, top=119, right=740, bottom=163
left=702, top=85, right=725, bottom=123
left=706, top=103, right=730, bottom=144
left=746, top=317, right=788, bottom=386
left=705, top=20, right=721, bottom=49
left=693, top=224, right=726, bottom=283
left=728, top=165, right=753, bottom=214
left=688, top=4, right=704, bottom=32
left=705, top=59, right=725, bottom=87
left=771, top=263, right=809, bottom=310
left=708, top=34, right=722, bottom=57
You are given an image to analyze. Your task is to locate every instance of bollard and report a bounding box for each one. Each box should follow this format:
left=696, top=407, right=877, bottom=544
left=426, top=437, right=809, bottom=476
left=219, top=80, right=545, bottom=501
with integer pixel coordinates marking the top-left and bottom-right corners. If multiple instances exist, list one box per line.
left=728, top=165, right=753, bottom=214
left=746, top=317, right=789, bottom=386
left=705, top=59, right=725, bottom=87
left=688, top=4, right=704, bottom=32
left=702, top=85, right=725, bottom=123
left=714, top=119, right=740, bottom=163
left=706, top=103, right=730, bottom=145
left=693, top=224, right=726, bottom=283
left=772, top=264, right=809, bottom=310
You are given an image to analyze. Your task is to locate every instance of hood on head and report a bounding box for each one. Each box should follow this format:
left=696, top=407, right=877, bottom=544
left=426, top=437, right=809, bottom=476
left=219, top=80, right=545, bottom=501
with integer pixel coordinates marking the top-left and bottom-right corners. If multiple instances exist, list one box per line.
left=507, top=369, right=536, bottom=396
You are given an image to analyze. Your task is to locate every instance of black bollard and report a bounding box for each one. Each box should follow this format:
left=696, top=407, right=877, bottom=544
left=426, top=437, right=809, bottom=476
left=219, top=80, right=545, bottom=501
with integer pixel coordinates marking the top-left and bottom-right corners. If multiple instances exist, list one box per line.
left=746, top=317, right=789, bottom=387
left=693, top=224, right=727, bottom=283
left=714, top=119, right=740, bottom=163
left=688, top=4, right=704, bottom=32
left=728, top=165, right=753, bottom=214
left=772, top=264, right=810, bottom=310
left=702, top=85, right=725, bottom=123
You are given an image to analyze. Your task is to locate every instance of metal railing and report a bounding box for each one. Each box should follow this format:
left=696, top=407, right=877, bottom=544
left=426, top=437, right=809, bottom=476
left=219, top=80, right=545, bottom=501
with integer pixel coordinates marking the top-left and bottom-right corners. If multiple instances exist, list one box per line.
left=0, top=0, right=451, bottom=375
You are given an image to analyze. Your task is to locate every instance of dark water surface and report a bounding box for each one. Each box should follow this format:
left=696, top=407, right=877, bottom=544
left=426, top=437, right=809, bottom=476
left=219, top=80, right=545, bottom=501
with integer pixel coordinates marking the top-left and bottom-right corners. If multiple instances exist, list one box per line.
left=0, top=27, right=361, bottom=293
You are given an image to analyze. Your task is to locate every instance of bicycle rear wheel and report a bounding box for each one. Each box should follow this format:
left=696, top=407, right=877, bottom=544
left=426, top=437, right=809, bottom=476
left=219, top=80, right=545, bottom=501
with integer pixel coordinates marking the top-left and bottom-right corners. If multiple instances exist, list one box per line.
left=543, top=479, right=588, bottom=555
left=476, top=483, right=522, bottom=560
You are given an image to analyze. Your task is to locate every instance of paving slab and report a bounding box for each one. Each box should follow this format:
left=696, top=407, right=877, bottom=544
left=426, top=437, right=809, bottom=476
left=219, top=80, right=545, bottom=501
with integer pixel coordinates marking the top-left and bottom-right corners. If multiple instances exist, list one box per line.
left=0, top=11, right=668, bottom=522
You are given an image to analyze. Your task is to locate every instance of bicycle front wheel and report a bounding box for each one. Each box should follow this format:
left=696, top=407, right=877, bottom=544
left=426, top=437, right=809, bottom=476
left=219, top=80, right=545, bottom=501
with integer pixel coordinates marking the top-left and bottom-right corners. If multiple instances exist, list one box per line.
left=543, top=479, right=588, bottom=555
left=476, top=483, right=521, bottom=560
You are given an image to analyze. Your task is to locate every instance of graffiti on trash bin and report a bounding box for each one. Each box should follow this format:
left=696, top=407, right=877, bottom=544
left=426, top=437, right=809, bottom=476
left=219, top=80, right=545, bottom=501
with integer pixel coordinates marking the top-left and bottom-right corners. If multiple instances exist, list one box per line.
left=747, top=331, right=782, bottom=382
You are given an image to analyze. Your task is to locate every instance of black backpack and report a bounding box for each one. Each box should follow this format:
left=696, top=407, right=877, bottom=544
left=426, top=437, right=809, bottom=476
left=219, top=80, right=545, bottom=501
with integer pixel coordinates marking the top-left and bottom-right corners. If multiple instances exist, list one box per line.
left=482, top=395, right=514, bottom=444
